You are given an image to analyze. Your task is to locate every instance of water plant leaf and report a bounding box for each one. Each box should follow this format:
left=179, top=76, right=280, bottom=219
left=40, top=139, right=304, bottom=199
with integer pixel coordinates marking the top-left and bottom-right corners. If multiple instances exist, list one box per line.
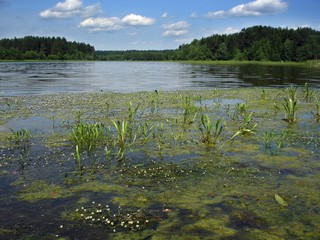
left=274, top=194, right=288, bottom=207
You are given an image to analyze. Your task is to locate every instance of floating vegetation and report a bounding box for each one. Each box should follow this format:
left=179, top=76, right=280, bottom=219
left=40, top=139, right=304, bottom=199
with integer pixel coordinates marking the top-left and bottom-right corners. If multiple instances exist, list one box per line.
left=0, top=87, right=319, bottom=239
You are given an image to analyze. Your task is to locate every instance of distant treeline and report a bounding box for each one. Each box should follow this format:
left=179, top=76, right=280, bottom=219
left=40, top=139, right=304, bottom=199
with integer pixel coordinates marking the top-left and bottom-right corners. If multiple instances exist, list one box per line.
left=97, top=26, right=320, bottom=62
left=0, top=36, right=95, bottom=60
left=1, top=26, right=320, bottom=62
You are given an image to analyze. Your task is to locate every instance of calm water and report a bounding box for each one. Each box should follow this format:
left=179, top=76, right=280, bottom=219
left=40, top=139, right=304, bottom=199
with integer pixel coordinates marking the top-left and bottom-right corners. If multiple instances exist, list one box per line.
left=0, top=61, right=320, bottom=96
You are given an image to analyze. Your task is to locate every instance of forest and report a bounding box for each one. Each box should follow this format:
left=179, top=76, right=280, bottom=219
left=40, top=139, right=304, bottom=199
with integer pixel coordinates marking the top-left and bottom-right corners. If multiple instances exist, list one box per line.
left=0, top=36, right=95, bottom=60
left=97, top=26, right=320, bottom=62
left=1, top=26, right=320, bottom=61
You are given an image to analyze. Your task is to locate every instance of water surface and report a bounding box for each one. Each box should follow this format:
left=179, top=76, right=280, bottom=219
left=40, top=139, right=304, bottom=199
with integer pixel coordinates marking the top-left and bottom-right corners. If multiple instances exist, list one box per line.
left=0, top=61, right=319, bottom=96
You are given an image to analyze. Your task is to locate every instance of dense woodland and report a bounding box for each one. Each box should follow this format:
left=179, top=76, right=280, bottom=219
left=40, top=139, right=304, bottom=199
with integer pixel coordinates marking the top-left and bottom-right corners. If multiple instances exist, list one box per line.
left=1, top=26, right=320, bottom=61
left=97, top=26, right=320, bottom=62
left=0, top=36, right=95, bottom=60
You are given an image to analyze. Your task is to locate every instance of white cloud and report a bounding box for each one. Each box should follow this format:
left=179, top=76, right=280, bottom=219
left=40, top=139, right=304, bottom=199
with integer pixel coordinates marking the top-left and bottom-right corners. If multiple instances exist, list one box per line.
left=79, top=14, right=155, bottom=32
left=163, top=30, right=188, bottom=37
left=122, top=14, right=155, bottom=26
left=223, top=27, right=241, bottom=34
left=55, top=0, right=82, bottom=11
left=162, top=21, right=190, bottom=37
left=40, top=0, right=101, bottom=19
left=82, top=4, right=103, bottom=18
left=206, top=0, right=288, bottom=19
left=79, top=17, right=123, bottom=32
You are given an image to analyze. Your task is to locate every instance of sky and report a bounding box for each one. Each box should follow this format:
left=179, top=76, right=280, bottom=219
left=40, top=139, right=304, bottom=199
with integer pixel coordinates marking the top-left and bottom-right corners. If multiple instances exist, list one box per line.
left=0, top=0, right=319, bottom=50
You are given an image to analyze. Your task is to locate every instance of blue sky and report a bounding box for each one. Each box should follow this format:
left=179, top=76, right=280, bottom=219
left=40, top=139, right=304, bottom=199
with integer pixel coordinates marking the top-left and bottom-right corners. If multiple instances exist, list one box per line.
left=0, top=0, right=319, bottom=50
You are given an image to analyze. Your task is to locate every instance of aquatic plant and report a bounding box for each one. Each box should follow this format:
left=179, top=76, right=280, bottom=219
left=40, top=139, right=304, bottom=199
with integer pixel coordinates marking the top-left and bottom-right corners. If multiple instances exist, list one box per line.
left=182, top=96, right=198, bottom=124
left=235, top=102, right=248, bottom=115
left=112, top=119, right=128, bottom=159
left=231, top=113, right=257, bottom=140
left=138, top=122, right=153, bottom=142
left=315, top=103, right=320, bottom=122
left=284, top=85, right=297, bottom=101
left=8, top=128, right=31, bottom=144
left=198, top=114, right=223, bottom=144
left=74, top=111, right=84, bottom=124
left=70, top=122, right=107, bottom=153
left=260, top=88, right=268, bottom=100
left=148, top=90, right=159, bottom=113
left=282, top=97, right=297, bottom=122
left=260, top=130, right=277, bottom=149
left=127, top=101, right=139, bottom=122
left=75, top=145, right=83, bottom=174
left=303, top=83, right=315, bottom=101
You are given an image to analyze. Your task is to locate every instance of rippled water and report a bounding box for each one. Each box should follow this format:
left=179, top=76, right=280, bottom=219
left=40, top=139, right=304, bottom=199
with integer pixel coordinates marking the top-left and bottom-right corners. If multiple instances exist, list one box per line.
left=0, top=61, right=320, bottom=96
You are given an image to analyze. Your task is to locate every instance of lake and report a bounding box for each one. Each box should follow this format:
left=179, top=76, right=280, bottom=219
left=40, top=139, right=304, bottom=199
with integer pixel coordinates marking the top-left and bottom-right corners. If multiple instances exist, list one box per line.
left=1, top=61, right=320, bottom=96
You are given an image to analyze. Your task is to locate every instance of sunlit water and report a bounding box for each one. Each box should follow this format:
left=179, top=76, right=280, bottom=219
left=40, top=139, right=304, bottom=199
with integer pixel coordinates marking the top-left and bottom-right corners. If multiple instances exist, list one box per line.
left=0, top=61, right=320, bottom=96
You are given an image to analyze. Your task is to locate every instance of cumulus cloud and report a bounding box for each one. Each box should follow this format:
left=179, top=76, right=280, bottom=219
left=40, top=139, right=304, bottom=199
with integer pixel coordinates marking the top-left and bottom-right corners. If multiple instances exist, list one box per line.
left=206, top=0, right=288, bottom=19
left=162, top=21, right=190, bottom=37
left=122, top=14, right=155, bottom=26
left=40, top=0, right=102, bottom=19
left=79, top=14, right=155, bottom=32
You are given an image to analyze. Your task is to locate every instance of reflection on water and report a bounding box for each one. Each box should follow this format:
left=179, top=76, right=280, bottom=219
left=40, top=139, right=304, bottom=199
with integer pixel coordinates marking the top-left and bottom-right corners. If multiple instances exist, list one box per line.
left=0, top=61, right=319, bottom=96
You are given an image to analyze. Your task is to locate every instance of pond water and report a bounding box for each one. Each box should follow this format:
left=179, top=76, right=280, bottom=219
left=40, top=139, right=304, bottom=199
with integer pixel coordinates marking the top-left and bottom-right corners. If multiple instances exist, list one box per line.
left=0, top=61, right=320, bottom=96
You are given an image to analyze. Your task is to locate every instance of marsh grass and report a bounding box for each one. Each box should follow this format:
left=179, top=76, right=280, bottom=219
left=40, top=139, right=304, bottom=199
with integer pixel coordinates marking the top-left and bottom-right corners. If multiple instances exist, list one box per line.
left=182, top=96, right=198, bottom=124
left=231, top=113, right=257, bottom=140
left=112, top=120, right=129, bottom=159
left=260, top=88, right=268, bottom=100
left=284, top=85, right=298, bottom=101
left=70, top=122, right=107, bottom=153
left=282, top=98, right=297, bottom=123
left=8, top=128, right=31, bottom=144
left=198, top=114, right=223, bottom=144
left=303, top=83, right=316, bottom=102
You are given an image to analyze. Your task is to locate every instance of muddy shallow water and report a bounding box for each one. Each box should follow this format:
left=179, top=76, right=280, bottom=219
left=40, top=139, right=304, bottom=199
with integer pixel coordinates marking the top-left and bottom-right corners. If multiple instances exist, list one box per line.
left=0, top=88, right=319, bottom=239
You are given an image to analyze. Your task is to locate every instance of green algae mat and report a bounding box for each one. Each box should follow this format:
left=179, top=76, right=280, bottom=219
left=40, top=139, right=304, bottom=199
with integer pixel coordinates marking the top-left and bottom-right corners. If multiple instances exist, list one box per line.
left=0, top=87, right=319, bottom=239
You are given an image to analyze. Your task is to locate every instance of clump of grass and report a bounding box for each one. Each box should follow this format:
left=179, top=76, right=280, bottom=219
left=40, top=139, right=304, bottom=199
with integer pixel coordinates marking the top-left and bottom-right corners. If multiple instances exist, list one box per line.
left=260, top=88, right=268, bottom=100
left=148, top=90, right=159, bottom=113
left=182, top=96, right=198, bottom=124
left=8, top=128, right=31, bottom=144
left=303, top=83, right=315, bottom=102
left=70, top=122, right=107, bottom=153
left=235, top=102, right=248, bottom=115
left=127, top=101, right=139, bottom=122
left=284, top=85, right=298, bottom=101
left=198, top=114, right=223, bottom=144
left=261, top=130, right=277, bottom=149
left=231, top=113, right=257, bottom=140
left=112, top=119, right=128, bottom=159
left=282, top=98, right=297, bottom=123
